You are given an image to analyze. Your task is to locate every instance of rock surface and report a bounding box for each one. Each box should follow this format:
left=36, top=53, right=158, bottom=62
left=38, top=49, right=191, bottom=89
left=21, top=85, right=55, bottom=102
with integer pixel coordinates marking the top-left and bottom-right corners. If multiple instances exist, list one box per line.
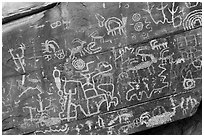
left=2, top=2, right=202, bottom=135
left=134, top=102, right=202, bottom=135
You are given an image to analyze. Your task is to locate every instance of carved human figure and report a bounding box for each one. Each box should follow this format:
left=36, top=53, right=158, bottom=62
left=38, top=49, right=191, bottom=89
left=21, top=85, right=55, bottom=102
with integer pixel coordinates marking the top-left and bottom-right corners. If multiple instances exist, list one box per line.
left=8, top=43, right=26, bottom=85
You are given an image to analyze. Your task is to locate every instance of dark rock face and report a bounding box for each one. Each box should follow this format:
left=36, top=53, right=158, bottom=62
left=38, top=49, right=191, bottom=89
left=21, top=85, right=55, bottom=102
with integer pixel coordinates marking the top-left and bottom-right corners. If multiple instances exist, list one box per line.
left=2, top=2, right=202, bottom=135
left=133, top=102, right=202, bottom=135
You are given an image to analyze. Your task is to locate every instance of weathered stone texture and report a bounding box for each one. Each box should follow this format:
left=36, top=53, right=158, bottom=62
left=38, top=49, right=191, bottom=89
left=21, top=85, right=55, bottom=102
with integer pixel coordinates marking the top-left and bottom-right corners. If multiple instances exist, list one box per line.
left=2, top=2, right=202, bottom=135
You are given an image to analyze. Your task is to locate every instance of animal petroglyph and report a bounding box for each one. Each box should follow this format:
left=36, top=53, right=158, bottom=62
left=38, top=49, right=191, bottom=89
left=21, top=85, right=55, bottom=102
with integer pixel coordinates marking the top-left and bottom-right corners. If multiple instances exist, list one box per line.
left=70, top=38, right=87, bottom=57
left=150, top=39, right=168, bottom=50
left=88, top=30, right=105, bottom=43
left=126, top=81, right=157, bottom=102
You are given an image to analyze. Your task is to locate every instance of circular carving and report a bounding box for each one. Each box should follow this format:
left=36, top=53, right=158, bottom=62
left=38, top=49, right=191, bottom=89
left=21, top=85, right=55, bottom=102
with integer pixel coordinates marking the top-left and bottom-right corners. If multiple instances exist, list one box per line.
left=183, top=9, right=202, bottom=30
left=72, top=58, right=85, bottom=70
left=134, top=22, right=144, bottom=32
left=183, top=78, right=195, bottom=90
left=58, top=90, right=63, bottom=96
left=132, top=13, right=141, bottom=22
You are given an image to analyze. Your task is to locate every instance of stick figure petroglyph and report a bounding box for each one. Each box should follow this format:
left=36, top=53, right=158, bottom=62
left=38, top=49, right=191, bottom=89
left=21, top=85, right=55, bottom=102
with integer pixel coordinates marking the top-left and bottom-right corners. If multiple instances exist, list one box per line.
left=8, top=43, right=26, bottom=85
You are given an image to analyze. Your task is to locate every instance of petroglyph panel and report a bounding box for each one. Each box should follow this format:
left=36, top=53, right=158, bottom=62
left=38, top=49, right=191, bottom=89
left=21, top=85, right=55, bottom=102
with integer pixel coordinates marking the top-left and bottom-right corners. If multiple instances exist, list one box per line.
left=2, top=2, right=202, bottom=135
